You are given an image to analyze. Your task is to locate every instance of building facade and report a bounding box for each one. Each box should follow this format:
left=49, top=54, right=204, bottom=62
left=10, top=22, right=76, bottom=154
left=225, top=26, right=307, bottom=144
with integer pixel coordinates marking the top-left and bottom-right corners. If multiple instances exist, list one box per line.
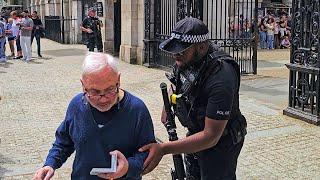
left=24, top=0, right=144, bottom=64
left=22, top=0, right=292, bottom=65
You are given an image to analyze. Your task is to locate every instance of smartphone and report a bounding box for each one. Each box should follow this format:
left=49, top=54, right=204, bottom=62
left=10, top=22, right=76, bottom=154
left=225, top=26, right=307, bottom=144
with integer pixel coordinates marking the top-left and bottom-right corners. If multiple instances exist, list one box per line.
left=90, top=154, right=117, bottom=175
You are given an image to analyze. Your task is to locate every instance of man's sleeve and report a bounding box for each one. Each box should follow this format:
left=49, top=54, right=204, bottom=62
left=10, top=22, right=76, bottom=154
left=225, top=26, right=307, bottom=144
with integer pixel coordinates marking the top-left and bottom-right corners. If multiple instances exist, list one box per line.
left=29, top=19, right=34, bottom=28
left=126, top=104, right=156, bottom=179
left=205, top=69, right=237, bottom=120
left=81, top=18, right=88, bottom=28
left=43, top=105, right=75, bottom=170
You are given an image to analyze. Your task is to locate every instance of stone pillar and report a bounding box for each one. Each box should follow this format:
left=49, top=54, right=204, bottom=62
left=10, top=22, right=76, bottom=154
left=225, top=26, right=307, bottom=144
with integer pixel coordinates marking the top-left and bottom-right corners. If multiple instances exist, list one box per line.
left=54, top=0, right=61, bottom=16
left=119, top=0, right=139, bottom=64
left=94, top=0, right=106, bottom=51
left=40, top=0, right=46, bottom=20
left=136, top=0, right=144, bottom=65
left=104, top=0, right=115, bottom=53
left=29, top=0, right=34, bottom=12
left=72, top=0, right=83, bottom=43
left=62, top=0, right=70, bottom=43
left=45, top=0, right=55, bottom=16
left=34, top=0, right=41, bottom=15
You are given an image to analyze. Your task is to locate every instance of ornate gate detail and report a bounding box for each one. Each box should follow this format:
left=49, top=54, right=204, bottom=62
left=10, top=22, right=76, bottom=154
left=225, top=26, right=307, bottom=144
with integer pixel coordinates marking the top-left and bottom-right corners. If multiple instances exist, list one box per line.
left=144, top=0, right=258, bottom=74
left=283, top=0, right=320, bottom=125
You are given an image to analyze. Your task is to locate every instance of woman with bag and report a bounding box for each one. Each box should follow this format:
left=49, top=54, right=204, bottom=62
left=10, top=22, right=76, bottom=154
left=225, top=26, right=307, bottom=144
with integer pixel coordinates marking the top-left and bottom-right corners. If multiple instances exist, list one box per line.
left=31, top=11, right=43, bottom=58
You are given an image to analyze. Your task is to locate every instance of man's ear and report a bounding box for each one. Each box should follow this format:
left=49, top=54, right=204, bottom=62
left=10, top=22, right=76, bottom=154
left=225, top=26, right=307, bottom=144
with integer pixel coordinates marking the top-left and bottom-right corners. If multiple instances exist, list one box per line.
left=117, top=73, right=121, bottom=87
left=198, top=42, right=209, bottom=53
left=80, top=79, right=86, bottom=91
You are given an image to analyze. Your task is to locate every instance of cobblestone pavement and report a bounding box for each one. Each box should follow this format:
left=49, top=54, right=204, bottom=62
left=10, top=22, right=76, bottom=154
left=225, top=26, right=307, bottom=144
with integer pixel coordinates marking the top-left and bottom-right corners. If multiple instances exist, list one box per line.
left=1, top=40, right=320, bottom=179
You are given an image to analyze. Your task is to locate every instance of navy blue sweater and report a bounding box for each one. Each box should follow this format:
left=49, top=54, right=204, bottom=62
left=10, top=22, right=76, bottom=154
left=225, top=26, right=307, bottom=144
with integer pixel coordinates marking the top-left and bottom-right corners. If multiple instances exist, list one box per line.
left=44, top=91, right=155, bottom=179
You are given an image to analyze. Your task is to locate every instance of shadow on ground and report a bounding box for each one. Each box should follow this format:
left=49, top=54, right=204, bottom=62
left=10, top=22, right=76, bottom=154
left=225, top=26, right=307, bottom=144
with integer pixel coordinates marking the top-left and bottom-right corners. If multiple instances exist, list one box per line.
left=38, top=57, right=53, bottom=61
left=0, top=153, right=14, bottom=177
left=28, top=60, right=44, bottom=64
left=0, top=62, right=13, bottom=68
left=42, top=49, right=87, bottom=57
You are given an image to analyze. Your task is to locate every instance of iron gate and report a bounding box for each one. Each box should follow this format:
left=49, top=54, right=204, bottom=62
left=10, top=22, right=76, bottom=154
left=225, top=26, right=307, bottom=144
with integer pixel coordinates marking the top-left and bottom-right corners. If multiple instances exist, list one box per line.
left=144, top=0, right=258, bottom=74
left=283, top=0, right=320, bottom=125
left=44, top=16, right=62, bottom=43
left=44, top=16, right=78, bottom=44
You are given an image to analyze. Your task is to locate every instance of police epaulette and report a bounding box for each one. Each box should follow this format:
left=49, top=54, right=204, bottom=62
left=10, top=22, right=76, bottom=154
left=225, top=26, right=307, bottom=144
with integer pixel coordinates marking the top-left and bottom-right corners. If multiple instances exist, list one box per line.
left=209, top=50, right=233, bottom=61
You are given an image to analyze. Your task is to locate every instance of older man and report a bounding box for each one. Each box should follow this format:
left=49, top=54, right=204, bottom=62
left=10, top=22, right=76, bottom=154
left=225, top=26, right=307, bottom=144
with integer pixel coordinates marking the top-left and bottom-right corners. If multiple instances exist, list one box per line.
left=34, top=53, right=155, bottom=180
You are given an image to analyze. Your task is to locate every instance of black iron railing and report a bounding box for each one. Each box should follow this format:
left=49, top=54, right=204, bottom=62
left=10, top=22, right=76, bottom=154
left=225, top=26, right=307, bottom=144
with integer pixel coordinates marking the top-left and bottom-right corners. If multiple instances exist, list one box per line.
left=144, top=0, right=258, bottom=74
left=44, top=16, right=80, bottom=44
left=283, top=0, right=320, bottom=125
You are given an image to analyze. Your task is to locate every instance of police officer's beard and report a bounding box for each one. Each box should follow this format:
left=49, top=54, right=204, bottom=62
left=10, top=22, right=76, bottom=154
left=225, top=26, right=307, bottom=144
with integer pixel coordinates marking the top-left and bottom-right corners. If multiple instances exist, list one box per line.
left=179, top=50, right=203, bottom=71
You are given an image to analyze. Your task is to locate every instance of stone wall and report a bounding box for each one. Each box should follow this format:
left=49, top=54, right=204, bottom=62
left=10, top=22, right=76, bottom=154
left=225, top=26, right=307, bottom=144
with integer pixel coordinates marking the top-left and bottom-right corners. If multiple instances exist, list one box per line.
left=119, top=0, right=145, bottom=65
left=137, top=0, right=144, bottom=65
left=103, top=0, right=115, bottom=53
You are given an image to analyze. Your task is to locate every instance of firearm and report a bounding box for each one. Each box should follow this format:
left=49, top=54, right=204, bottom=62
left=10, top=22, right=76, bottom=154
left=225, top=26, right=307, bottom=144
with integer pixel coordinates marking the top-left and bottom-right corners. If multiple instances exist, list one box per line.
left=160, top=82, right=186, bottom=180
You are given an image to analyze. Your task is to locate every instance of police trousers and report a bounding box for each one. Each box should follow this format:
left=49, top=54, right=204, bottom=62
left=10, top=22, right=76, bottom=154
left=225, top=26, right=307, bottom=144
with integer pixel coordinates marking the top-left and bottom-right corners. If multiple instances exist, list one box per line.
left=87, top=34, right=103, bottom=52
left=185, top=133, right=244, bottom=180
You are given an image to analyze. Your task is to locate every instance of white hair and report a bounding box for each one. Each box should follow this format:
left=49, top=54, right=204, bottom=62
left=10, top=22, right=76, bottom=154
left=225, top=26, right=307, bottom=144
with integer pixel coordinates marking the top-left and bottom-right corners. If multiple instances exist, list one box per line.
left=82, top=52, right=118, bottom=78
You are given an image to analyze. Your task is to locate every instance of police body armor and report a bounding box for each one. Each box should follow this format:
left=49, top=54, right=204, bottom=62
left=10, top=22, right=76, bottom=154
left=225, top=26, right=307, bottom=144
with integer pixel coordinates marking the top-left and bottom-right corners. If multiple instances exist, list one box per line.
left=86, top=17, right=102, bottom=37
left=168, top=48, right=247, bottom=145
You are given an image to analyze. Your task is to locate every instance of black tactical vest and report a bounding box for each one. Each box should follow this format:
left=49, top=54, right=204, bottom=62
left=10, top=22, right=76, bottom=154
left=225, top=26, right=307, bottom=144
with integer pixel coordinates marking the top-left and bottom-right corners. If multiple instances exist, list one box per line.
left=170, top=48, right=245, bottom=136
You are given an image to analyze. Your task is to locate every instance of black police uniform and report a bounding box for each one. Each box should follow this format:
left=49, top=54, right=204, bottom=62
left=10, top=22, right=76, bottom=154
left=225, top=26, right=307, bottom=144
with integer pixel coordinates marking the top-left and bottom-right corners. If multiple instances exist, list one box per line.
left=160, top=17, right=247, bottom=180
left=82, top=16, right=103, bottom=52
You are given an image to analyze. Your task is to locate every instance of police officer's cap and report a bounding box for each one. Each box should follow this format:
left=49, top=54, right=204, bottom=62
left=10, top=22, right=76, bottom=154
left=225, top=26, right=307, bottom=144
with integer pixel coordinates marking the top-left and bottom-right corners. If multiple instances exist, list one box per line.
left=88, top=7, right=97, bottom=12
left=159, top=17, right=209, bottom=54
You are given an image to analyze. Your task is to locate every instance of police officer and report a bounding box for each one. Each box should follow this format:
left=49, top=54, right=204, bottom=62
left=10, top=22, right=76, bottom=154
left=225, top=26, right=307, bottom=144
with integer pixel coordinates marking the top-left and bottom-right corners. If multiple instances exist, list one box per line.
left=139, top=17, right=247, bottom=180
left=81, top=8, right=103, bottom=52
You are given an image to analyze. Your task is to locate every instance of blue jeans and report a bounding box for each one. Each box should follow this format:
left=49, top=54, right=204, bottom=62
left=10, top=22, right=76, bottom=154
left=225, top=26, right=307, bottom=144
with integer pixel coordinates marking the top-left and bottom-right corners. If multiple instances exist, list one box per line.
left=259, top=31, right=267, bottom=49
left=0, top=38, right=6, bottom=60
left=267, top=35, right=274, bottom=49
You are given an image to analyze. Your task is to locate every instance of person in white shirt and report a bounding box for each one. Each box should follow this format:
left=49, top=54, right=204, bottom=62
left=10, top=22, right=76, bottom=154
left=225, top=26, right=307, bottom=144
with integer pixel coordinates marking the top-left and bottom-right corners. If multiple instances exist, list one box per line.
left=10, top=11, right=23, bottom=59
left=18, top=10, right=33, bottom=61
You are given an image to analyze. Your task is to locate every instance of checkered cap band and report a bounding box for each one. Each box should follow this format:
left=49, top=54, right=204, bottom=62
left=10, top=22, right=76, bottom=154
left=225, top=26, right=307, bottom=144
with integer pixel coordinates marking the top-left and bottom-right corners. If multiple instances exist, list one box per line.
left=170, top=32, right=209, bottom=43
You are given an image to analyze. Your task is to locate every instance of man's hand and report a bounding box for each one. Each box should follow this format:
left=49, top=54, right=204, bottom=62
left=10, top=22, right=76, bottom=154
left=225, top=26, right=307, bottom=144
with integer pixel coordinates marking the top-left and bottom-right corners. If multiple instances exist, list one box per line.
left=98, top=150, right=129, bottom=179
left=33, top=166, right=55, bottom=180
left=139, top=143, right=164, bottom=175
left=87, top=28, right=93, bottom=33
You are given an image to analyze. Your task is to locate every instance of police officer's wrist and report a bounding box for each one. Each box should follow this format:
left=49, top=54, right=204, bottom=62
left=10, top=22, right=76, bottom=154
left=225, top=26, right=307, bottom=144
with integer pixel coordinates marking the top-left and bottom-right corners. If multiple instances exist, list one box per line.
left=159, top=143, right=168, bottom=155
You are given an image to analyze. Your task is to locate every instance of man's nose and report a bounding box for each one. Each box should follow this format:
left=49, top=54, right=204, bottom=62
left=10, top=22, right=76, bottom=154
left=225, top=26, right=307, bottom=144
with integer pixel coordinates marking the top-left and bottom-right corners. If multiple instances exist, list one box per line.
left=99, top=95, right=109, bottom=103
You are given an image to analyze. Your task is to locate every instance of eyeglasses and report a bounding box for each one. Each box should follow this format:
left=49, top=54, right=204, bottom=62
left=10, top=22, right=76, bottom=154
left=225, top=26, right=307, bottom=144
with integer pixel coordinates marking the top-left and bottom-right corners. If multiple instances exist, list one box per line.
left=84, top=84, right=119, bottom=100
left=172, top=44, right=195, bottom=57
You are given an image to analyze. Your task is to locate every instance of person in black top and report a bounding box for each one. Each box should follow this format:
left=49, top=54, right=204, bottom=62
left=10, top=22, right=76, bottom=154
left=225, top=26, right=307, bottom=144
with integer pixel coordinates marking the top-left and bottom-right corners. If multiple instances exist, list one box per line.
left=81, top=8, right=103, bottom=52
left=31, top=11, right=43, bottom=58
left=139, top=17, right=247, bottom=180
